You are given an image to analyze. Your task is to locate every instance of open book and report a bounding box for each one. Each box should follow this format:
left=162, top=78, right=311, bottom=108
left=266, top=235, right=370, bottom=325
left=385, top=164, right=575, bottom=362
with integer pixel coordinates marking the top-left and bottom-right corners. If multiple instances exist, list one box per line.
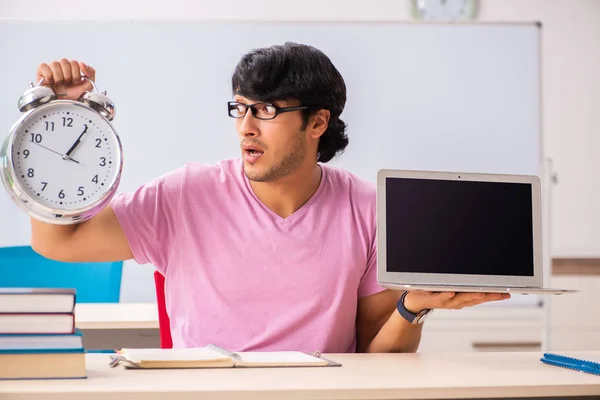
left=110, top=345, right=341, bottom=369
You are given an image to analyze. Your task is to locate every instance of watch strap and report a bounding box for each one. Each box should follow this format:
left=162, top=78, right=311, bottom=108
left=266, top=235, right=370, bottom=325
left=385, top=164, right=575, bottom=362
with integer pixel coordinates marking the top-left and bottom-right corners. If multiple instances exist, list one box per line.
left=397, top=291, right=433, bottom=324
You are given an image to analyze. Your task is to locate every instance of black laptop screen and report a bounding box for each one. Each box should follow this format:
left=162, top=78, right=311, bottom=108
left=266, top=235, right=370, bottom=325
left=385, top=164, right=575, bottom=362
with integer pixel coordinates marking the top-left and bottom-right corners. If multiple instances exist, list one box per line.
left=385, top=177, right=534, bottom=276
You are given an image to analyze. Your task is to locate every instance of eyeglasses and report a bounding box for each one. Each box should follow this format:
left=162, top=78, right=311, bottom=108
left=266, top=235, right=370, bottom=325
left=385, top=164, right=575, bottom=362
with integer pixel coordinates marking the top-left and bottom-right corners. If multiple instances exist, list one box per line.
left=227, top=101, right=311, bottom=120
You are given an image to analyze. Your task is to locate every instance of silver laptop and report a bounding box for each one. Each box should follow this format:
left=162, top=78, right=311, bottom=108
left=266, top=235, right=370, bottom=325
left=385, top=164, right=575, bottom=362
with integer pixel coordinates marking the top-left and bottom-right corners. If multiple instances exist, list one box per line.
left=376, top=169, right=577, bottom=295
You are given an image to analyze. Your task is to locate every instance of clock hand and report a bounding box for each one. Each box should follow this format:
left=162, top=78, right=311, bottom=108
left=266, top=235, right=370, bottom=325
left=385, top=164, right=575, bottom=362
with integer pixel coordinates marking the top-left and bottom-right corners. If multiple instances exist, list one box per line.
left=64, top=124, right=88, bottom=159
left=32, top=142, right=80, bottom=164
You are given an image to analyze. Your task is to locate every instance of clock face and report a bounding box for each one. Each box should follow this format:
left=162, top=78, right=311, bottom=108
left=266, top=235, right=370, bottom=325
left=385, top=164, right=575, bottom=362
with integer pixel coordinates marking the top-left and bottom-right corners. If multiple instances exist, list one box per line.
left=412, top=0, right=478, bottom=20
left=10, top=101, right=121, bottom=211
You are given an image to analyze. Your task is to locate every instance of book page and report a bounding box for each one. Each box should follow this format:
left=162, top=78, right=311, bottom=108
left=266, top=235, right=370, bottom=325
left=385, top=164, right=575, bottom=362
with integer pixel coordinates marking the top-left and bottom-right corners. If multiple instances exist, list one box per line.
left=120, top=347, right=229, bottom=363
left=237, top=351, right=328, bottom=367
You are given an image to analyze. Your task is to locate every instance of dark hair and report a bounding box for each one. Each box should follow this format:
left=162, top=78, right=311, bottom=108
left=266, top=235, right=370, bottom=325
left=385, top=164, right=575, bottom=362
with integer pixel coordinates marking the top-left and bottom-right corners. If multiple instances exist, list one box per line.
left=231, top=42, right=348, bottom=163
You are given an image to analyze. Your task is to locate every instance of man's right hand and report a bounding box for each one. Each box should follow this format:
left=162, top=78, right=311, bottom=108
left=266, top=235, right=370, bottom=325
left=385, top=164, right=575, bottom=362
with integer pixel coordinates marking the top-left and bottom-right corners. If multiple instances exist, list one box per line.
left=30, top=59, right=133, bottom=263
left=36, top=59, right=96, bottom=101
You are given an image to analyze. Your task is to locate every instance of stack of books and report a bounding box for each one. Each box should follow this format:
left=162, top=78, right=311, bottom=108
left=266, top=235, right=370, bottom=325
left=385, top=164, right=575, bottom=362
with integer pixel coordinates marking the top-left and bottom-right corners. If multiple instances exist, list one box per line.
left=0, top=288, right=86, bottom=380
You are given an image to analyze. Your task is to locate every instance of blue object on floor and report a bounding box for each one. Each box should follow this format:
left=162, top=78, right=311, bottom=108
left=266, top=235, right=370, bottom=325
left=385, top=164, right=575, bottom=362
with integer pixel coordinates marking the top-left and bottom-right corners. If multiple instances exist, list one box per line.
left=0, top=245, right=122, bottom=303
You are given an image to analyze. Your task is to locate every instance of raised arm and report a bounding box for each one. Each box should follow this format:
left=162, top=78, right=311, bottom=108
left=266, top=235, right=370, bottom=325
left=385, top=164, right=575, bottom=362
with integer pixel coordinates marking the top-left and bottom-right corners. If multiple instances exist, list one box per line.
left=29, top=59, right=133, bottom=263
left=31, top=205, right=133, bottom=262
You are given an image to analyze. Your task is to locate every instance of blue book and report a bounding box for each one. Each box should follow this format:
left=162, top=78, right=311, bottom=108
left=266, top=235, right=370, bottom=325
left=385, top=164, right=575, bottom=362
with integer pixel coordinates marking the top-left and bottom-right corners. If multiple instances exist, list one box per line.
left=0, top=329, right=83, bottom=350
left=0, top=347, right=86, bottom=380
left=540, top=353, right=600, bottom=376
left=0, top=348, right=85, bottom=354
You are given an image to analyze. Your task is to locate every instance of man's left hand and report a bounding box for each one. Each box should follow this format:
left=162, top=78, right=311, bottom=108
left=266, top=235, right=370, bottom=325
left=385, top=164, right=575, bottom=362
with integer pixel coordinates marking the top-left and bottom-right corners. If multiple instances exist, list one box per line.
left=403, top=291, right=511, bottom=313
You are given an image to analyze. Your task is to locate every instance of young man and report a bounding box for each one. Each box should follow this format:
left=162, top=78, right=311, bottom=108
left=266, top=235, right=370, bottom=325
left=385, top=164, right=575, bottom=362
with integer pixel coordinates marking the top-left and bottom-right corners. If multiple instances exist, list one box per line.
left=31, top=43, right=509, bottom=354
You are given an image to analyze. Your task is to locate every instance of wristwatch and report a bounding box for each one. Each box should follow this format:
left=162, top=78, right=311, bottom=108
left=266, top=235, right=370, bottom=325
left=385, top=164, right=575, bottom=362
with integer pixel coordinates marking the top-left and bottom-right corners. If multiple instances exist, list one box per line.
left=396, top=291, right=434, bottom=324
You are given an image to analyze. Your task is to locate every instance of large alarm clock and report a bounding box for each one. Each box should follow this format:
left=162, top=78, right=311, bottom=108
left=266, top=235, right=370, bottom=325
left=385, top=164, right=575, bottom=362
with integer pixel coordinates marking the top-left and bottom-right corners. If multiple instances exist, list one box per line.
left=0, top=75, right=123, bottom=225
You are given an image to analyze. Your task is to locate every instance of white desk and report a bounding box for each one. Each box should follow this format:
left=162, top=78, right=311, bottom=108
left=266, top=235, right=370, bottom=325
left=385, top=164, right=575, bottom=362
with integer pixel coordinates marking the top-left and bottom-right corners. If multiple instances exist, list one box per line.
left=75, top=303, right=158, bottom=330
left=1, top=352, right=599, bottom=399
left=74, top=303, right=159, bottom=350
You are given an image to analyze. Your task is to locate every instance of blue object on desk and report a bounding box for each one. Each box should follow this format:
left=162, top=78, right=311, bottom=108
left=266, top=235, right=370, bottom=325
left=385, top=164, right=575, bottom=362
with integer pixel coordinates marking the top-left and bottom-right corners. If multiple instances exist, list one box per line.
left=540, top=353, right=600, bottom=376
left=0, top=246, right=122, bottom=303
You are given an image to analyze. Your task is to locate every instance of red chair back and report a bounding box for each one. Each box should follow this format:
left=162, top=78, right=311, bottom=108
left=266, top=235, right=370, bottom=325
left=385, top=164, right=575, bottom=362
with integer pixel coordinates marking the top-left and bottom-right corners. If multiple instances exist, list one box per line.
left=153, top=270, right=173, bottom=348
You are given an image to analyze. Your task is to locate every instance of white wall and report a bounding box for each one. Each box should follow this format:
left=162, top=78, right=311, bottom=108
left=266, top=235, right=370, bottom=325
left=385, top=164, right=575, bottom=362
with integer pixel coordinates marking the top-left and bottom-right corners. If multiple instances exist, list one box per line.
left=2, top=0, right=598, bottom=258
left=475, top=0, right=600, bottom=258
left=1, top=0, right=599, bottom=301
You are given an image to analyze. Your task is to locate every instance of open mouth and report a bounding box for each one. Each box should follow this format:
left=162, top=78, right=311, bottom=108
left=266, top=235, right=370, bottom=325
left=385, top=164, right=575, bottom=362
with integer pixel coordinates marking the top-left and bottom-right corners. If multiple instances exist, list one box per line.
left=242, top=145, right=265, bottom=163
left=245, top=149, right=264, bottom=156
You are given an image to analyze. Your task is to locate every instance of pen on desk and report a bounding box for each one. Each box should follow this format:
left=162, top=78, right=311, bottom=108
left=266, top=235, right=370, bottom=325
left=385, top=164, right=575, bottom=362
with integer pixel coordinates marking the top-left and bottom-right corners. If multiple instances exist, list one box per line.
left=108, top=355, right=121, bottom=368
left=108, top=351, right=124, bottom=368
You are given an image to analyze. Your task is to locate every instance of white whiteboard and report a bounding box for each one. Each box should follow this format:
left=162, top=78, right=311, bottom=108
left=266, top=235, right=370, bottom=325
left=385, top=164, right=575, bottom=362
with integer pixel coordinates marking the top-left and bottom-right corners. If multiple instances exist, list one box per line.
left=0, top=22, right=541, bottom=302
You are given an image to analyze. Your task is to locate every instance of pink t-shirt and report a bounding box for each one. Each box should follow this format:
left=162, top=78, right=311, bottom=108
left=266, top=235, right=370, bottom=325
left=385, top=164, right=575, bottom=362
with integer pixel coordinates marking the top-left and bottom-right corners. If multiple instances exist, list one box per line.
left=110, top=158, right=385, bottom=353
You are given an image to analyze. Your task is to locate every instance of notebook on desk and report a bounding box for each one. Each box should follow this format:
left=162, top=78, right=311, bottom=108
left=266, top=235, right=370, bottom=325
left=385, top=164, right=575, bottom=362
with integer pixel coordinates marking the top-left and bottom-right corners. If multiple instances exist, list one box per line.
left=109, top=345, right=341, bottom=369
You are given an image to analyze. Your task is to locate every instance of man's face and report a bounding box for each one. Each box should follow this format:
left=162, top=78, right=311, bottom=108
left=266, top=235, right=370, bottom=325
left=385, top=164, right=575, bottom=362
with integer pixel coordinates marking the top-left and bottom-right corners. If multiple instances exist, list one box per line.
left=234, top=95, right=309, bottom=182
